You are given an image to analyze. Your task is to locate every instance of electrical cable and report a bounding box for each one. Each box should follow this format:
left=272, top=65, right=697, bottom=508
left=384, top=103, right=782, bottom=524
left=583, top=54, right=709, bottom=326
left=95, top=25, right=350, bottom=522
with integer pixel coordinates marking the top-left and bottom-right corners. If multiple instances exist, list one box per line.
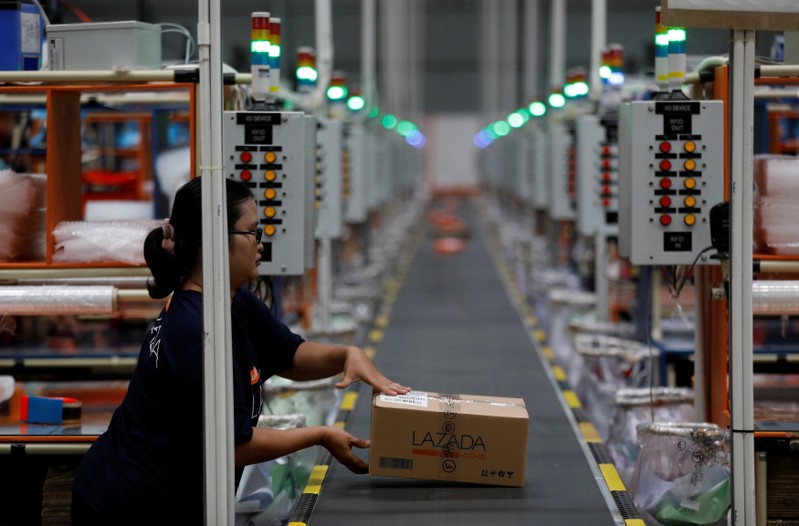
left=666, top=246, right=716, bottom=298
left=28, top=0, right=50, bottom=26
left=159, top=23, right=196, bottom=64
left=58, top=0, right=92, bottom=23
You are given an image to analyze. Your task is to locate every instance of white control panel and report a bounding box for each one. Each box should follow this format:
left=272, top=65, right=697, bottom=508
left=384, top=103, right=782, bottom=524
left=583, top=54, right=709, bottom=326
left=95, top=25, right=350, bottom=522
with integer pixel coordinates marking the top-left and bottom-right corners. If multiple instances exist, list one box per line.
left=576, top=115, right=619, bottom=237
left=531, top=127, right=549, bottom=210
left=515, top=132, right=532, bottom=205
left=618, top=100, right=723, bottom=265
left=223, top=111, right=316, bottom=275
left=315, top=118, right=343, bottom=239
left=548, top=122, right=574, bottom=220
left=345, top=123, right=368, bottom=223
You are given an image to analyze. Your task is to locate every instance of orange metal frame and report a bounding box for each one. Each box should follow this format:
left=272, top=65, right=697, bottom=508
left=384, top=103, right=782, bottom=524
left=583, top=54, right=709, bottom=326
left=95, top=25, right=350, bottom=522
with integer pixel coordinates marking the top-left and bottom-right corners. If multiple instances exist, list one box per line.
left=703, top=65, right=799, bottom=434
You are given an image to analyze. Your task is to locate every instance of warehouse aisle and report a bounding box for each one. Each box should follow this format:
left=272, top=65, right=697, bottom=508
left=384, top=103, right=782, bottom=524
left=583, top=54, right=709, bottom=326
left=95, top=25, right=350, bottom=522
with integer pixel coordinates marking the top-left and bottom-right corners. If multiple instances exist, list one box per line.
left=305, top=198, right=624, bottom=525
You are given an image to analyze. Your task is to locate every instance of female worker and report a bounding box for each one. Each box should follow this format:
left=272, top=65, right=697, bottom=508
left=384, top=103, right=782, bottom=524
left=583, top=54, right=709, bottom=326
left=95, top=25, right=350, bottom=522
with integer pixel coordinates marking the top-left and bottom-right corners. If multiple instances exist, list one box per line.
left=71, top=176, right=410, bottom=525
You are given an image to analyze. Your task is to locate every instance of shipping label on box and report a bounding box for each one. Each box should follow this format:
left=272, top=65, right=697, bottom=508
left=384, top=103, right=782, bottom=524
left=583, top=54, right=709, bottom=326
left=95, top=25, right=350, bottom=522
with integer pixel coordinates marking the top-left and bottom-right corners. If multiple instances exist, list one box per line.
left=369, top=391, right=529, bottom=487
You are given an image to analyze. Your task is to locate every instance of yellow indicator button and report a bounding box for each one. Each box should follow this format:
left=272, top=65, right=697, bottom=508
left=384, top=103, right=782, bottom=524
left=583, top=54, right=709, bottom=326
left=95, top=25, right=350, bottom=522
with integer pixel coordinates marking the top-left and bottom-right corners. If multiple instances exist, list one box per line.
left=265, top=151, right=277, bottom=163
left=685, top=178, right=697, bottom=189
left=264, top=225, right=276, bottom=236
left=684, top=159, right=697, bottom=171
left=684, top=196, right=696, bottom=207
left=265, top=170, right=276, bottom=181
left=684, top=214, right=697, bottom=226
left=264, top=188, right=276, bottom=200
left=264, top=207, right=276, bottom=218
left=684, top=141, right=697, bottom=153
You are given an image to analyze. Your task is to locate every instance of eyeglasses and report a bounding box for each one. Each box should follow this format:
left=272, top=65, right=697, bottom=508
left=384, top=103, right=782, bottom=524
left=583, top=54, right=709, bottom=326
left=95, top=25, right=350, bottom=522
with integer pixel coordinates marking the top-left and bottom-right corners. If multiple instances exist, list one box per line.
left=229, top=227, right=263, bottom=244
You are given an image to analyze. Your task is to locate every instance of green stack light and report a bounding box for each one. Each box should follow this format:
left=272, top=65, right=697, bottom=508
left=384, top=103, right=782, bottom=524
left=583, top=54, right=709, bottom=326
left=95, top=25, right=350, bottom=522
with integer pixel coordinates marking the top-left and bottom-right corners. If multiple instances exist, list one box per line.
left=491, top=121, right=511, bottom=137
left=548, top=92, right=566, bottom=108
left=347, top=91, right=365, bottom=111
left=655, top=7, right=669, bottom=92
left=507, top=111, right=525, bottom=129
left=529, top=101, right=547, bottom=117
left=396, top=120, right=417, bottom=136
left=295, top=47, right=317, bottom=93
left=382, top=114, right=398, bottom=129
left=250, top=12, right=271, bottom=99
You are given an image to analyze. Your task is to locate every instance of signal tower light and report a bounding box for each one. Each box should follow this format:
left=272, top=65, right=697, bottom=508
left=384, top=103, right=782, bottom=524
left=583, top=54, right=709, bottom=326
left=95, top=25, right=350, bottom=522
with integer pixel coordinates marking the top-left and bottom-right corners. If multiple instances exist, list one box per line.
left=667, top=26, right=687, bottom=96
left=269, top=18, right=281, bottom=93
left=347, top=88, right=365, bottom=112
left=296, top=47, right=318, bottom=94
left=327, top=71, right=348, bottom=102
left=251, top=12, right=271, bottom=100
left=654, top=7, right=670, bottom=93
left=606, top=44, right=624, bottom=87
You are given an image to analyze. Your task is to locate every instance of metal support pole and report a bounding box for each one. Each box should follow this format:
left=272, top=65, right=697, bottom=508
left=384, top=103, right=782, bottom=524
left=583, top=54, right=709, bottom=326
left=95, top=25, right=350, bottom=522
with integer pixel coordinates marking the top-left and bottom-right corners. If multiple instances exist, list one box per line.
left=197, top=0, right=234, bottom=521
left=590, top=0, right=606, bottom=101
left=549, top=0, right=566, bottom=91
left=523, top=0, right=540, bottom=101
left=728, top=28, right=757, bottom=526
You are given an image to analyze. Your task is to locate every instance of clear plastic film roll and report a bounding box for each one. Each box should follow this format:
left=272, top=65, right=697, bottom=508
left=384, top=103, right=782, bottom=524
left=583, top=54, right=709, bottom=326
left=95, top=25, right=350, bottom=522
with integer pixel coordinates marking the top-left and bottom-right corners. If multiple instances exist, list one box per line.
left=0, top=285, right=116, bottom=315
left=752, top=280, right=799, bottom=315
left=573, top=333, right=658, bottom=362
left=615, top=387, right=694, bottom=408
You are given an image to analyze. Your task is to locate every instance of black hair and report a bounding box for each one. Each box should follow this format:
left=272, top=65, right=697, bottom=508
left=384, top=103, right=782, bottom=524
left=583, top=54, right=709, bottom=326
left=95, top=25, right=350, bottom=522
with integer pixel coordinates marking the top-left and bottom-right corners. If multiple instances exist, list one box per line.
left=144, top=177, right=254, bottom=299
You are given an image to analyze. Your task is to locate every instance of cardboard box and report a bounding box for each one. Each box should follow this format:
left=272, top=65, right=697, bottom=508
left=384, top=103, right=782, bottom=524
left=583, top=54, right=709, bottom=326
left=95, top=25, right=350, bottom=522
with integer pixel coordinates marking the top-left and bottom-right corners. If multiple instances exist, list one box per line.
left=369, top=391, right=529, bottom=487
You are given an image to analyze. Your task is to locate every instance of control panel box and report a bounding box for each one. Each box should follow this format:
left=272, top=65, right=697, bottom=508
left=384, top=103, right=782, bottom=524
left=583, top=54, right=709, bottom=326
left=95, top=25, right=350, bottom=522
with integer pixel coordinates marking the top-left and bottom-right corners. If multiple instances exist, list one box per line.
left=618, top=100, right=723, bottom=265
left=315, top=118, right=343, bottom=239
left=223, top=111, right=316, bottom=276
left=46, top=21, right=161, bottom=71
left=576, top=115, right=619, bottom=237
left=515, top=132, right=532, bottom=205
left=531, top=128, right=549, bottom=210
left=345, top=123, right=368, bottom=223
left=548, top=123, right=574, bottom=220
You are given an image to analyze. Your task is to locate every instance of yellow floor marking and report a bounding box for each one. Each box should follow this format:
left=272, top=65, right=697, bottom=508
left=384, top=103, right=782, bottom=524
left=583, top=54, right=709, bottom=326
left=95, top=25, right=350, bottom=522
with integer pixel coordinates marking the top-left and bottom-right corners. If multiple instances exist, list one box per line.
left=580, top=422, right=601, bottom=443
left=599, top=463, right=626, bottom=492
left=542, top=347, right=555, bottom=361
left=552, top=366, right=566, bottom=381
left=534, top=329, right=546, bottom=342
left=340, top=391, right=358, bottom=411
left=302, top=465, right=329, bottom=494
left=563, top=390, right=582, bottom=408
left=369, top=329, right=384, bottom=344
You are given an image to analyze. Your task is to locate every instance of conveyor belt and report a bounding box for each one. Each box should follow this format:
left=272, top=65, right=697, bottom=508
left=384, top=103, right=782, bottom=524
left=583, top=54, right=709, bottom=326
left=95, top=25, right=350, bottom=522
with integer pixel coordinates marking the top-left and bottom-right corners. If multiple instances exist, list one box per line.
left=299, top=200, right=631, bottom=525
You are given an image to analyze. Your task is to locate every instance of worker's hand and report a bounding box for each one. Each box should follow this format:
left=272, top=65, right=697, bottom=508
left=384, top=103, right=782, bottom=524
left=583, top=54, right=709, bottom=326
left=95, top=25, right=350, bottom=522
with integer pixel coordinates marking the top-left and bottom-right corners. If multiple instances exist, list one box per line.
left=322, top=427, right=370, bottom=474
left=335, top=346, right=411, bottom=396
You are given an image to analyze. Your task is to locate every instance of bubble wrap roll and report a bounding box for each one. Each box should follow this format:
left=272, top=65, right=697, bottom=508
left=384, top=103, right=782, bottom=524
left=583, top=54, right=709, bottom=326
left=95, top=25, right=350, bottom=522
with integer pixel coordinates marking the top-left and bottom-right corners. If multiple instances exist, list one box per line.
left=0, top=286, right=115, bottom=315
left=753, top=280, right=799, bottom=315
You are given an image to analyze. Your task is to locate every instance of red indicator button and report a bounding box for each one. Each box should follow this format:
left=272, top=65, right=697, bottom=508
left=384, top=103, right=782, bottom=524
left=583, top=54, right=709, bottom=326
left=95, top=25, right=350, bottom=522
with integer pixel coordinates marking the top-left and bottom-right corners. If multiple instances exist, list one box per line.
left=602, top=172, right=611, bottom=182
left=660, top=214, right=672, bottom=226
left=603, top=159, right=611, bottom=169
left=603, top=199, right=610, bottom=207
left=602, top=146, right=611, bottom=156
left=240, top=151, right=252, bottom=163
left=602, top=185, right=611, bottom=196
left=659, top=142, right=671, bottom=153
left=659, top=177, right=672, bottom=189
left=660, top=160, right=672, bottom=171
left=240, top=170, right=252, bottom=182
left=660, top=196, right=671, bottom=207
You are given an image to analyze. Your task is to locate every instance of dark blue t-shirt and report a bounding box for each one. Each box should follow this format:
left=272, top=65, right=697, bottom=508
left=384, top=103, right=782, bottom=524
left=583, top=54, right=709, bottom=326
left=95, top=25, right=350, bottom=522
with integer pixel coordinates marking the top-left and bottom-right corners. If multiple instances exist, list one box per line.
left=71, top=287, right=304, bottom=522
